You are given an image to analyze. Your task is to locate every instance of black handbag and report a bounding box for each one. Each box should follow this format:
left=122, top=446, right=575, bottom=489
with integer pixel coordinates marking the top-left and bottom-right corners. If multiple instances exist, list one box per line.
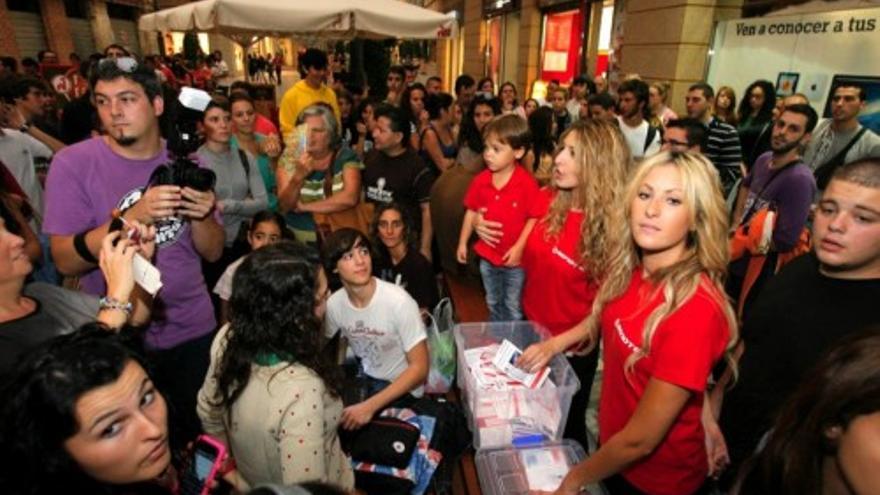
left=348, top=417, right=420, bottom=469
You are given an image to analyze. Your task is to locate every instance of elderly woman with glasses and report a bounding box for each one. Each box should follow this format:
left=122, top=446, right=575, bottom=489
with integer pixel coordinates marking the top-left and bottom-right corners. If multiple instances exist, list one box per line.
left=276, top=103, right=365, bottom=244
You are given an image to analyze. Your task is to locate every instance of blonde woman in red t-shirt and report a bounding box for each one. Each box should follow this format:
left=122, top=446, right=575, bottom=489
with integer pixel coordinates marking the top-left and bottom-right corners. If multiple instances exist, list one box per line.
left=552, top=151, right=738, bottom=495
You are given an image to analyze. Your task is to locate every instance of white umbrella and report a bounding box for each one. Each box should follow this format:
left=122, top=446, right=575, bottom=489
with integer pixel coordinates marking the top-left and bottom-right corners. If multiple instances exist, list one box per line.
left=138, top=0, right=457, bottom=43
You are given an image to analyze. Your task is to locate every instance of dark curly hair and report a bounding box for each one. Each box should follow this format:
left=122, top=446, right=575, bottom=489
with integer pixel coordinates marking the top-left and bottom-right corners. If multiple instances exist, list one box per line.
left=400, top=83, right=426, bottom=130
left=0, top=325, right=153, bottom=495
left=369, top=202, right=418, bottom=260
left=737, top=79, right=776, bottom=125
left=215, top=242, right=342, bottom=417
left=458, top=93, right=501, bottom=154
left=528, top=106, right=556, bottom=162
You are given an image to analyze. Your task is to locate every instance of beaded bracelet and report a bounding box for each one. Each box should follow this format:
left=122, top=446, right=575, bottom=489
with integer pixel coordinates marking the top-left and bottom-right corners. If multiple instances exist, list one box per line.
left=99, top=296, right=133, bottom=316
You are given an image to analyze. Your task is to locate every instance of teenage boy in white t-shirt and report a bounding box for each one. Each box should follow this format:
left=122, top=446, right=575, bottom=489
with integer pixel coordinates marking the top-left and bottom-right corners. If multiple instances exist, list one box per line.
left=322, top=228, right=428, bottom=430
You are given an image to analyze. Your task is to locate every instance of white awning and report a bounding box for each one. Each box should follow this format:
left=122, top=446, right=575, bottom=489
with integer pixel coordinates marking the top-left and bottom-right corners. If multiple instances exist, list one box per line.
left=138, top=0, right=457, bottom=42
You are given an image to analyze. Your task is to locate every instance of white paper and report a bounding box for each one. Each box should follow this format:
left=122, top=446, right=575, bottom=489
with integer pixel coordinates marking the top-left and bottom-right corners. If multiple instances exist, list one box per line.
left=132, top=253, right=163, bottom=295
left=520, top=448, right=569, bottom=491
left=492, top=339, right=551, bottom=389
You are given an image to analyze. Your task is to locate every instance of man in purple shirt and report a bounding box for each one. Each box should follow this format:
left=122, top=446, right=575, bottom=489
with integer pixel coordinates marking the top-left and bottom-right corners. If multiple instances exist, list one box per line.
left=43, top=58, right=224, bottom=444
left=729, top=104, right=819, bottom=315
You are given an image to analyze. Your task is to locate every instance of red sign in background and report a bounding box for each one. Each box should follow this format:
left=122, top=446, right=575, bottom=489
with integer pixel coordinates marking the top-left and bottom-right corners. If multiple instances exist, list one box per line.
left=540, top=8, right=583, bottom=84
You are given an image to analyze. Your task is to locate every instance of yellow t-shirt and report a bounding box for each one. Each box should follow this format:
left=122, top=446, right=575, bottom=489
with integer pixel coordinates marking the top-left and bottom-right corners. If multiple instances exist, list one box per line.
left=278, top=80, right=341, bottom=139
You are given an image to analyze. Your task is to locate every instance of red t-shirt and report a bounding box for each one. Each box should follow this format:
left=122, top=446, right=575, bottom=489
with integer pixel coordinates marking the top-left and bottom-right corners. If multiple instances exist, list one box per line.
left=254, top=114, right=279, bottom=136
left=463, top=165, right=541, bottom=266
left=521, top=188, right=598, bottom=335
left=599, top=269, right=730, bottom=495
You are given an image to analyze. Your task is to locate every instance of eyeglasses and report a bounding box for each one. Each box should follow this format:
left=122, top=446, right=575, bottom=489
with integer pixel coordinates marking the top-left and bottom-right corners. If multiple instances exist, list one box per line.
left=98, top=57, right=138, bottom=73
left=662, top=139, right=690, bottom=148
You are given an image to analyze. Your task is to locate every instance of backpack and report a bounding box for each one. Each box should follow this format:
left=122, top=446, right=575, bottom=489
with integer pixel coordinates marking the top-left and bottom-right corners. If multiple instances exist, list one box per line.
left=644, top=125, right=661, bottom=153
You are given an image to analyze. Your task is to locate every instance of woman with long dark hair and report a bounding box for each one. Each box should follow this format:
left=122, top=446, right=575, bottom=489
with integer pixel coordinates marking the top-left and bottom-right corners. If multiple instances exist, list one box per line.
left=419, top=92, right=458, bottom=174
left=400, top=83, right=427, bottom=151
left=524, top=106, right=557, bottom=184
left=735, top=329, right=880, bottom=495
left=198, top=242, right=353, bottom=491
left=457, top=93, right=502, bottom=168
left=737, top=80, right=777, bottom=162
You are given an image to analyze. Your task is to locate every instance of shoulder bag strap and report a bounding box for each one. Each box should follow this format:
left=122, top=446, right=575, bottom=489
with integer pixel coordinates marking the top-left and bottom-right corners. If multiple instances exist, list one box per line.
left=814, top=127, right=869, bottom=189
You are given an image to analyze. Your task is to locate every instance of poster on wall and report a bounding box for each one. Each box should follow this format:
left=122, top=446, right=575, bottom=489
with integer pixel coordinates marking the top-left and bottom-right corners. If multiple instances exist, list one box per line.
left=822, top=74, right=880, bottom=134
left=540, top=8, right=583, bottom=84
left=776, top=72, right=799, bottom=96
left=706, top=8, right=880, bottom=114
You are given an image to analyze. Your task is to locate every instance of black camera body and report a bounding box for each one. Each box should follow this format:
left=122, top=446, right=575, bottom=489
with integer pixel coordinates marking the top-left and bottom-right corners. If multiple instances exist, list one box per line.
left=148, top=87, right=216, bottom=192
left=148, top=159, right=216, bottom=191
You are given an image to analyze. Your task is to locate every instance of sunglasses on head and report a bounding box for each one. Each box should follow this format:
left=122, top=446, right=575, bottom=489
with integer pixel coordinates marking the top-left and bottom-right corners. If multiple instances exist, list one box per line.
left=98, top=57, right=138, bottom=73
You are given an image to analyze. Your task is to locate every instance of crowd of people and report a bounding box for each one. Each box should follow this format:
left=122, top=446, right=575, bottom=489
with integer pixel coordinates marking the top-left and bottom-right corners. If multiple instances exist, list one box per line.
left=0, top=40, right=878, bottom=495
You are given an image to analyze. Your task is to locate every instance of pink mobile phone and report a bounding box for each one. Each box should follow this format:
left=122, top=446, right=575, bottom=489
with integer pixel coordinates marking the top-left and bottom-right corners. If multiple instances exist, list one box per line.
left=178, top=434, right=227, bottom=495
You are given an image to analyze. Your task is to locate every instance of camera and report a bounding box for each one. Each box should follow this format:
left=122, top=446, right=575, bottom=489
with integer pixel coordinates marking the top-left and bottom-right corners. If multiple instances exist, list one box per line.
left=148, top=87, right=216, bottom=191
left=147, top=160, right=216, bottom=191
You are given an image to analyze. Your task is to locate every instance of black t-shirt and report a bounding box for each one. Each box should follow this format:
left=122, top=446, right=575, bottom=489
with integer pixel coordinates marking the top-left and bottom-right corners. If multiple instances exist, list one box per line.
left=362, top=148, right=434, bottom=210
left=373, top=249, right=440, bottom=311
left=720, top=252, right=880, bottom=473
left=0, top=283, right=98, bottom=379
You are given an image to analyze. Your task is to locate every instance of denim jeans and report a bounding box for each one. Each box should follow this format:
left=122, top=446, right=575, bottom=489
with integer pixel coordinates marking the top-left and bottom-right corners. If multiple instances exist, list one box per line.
left=479, top=258, right=525, bottom=322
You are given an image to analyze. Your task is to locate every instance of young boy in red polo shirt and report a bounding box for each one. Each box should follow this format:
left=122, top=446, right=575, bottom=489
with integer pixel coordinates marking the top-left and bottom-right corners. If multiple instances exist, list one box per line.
left=457, top=114, right=541, bottom=321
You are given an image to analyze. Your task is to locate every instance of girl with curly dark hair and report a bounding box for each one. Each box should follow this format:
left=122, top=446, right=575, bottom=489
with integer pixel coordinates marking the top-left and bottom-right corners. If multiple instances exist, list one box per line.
left=197, top=242, right=353, bottom=491
left=737, top=80, right=777, bottom=162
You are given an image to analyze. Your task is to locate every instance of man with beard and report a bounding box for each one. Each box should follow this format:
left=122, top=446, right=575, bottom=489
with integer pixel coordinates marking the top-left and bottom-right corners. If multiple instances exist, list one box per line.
left=729, top=104, right=818, bottom=312
left=42, top=57, right=224, bottom=445
left=804, top=83, right=880, bottom=190
left=616, top=79, right=661, bottom=159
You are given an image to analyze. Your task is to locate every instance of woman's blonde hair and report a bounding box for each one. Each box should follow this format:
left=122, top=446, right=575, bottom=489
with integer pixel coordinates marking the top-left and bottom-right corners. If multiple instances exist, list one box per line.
left=544, top=119, right=631, bottom=277
left=582, top=151, right=738, bottom=377
left=649, top=81, right=671, bottom=104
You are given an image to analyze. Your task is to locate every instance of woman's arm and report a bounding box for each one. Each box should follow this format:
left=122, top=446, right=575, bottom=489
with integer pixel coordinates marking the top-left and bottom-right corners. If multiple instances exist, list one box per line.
left=518, top=316, right=597, bottom=373
left=97, top=225, right=155, bottom=329
left=555, top=379, right=692, bottom=494
left=340, top=341, right=429, bottom=430
left=219, top=153, right=269, bottom=216
left=196, top=326, right=232, bottom=447
left=276, top=154, right=311, bottom=214
left=421, top=128, right=454, bottom=172
left=419, top=202, right=433, bottom=261
left=297, top=166, right=361, bottom=214
left=353, top=122, right=369, bottom=160
left=457, top=209, right=477, bottom=263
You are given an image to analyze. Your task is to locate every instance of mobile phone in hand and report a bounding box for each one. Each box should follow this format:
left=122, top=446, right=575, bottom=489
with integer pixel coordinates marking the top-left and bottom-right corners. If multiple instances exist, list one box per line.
left=179, top=435, right=227, bottom=495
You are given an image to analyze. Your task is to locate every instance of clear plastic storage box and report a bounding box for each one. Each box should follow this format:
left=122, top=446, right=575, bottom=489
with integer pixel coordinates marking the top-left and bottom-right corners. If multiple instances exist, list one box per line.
left=475, top=440, right=586, bottom=495
left=453, top=321, right=581, bottom=450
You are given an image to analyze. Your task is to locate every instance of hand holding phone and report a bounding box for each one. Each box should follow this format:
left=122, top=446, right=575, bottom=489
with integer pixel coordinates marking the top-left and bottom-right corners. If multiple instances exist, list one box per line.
left=178, top=435, right=227, bottom=495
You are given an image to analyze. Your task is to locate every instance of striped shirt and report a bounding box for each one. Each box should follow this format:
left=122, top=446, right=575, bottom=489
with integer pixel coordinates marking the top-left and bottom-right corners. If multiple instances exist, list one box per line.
left=704, top=117, right=743, bottom=193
